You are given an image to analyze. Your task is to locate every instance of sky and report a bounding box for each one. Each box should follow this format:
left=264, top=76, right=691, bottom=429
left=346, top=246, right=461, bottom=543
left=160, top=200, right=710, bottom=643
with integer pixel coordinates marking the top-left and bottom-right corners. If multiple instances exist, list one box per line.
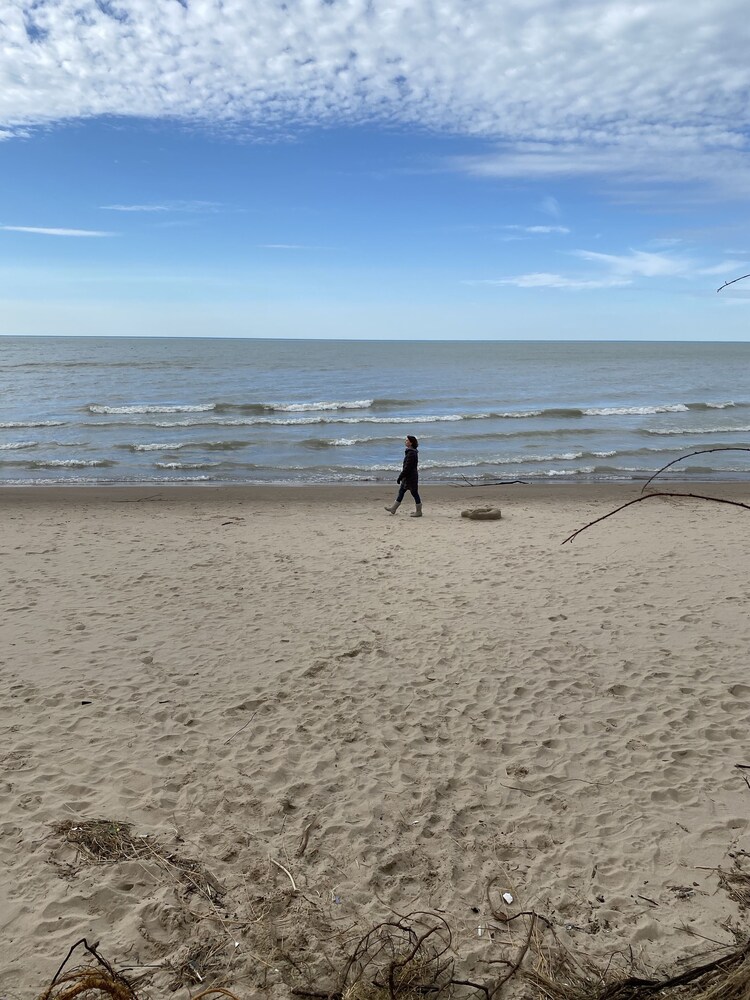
left=2, top=0, right=750, bottom=340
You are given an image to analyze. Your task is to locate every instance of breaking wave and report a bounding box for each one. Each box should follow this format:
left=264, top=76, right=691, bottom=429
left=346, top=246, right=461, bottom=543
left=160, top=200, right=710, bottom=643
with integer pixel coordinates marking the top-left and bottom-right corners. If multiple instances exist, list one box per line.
left=88, top=403, right=216, bottom=414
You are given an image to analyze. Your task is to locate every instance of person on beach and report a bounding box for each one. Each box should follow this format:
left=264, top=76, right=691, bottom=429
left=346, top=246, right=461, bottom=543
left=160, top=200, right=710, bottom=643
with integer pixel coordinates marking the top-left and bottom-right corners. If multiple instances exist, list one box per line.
left=385, top=434, right=422, bottom=517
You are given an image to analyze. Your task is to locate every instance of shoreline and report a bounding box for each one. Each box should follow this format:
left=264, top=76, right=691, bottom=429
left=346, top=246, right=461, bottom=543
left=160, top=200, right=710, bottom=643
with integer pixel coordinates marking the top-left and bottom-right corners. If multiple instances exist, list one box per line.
left=1, top=478, right=750, bottom=504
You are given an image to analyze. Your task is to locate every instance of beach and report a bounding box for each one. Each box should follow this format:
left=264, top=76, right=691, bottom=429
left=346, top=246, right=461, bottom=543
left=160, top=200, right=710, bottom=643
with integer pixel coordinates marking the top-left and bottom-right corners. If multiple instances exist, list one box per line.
left=2, top=482, right=750, bottom=997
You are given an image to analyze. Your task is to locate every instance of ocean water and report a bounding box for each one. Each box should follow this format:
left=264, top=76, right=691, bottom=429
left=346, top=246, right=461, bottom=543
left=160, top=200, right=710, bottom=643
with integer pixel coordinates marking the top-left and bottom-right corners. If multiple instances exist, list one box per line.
left=1, top=336, right=749, bottom=485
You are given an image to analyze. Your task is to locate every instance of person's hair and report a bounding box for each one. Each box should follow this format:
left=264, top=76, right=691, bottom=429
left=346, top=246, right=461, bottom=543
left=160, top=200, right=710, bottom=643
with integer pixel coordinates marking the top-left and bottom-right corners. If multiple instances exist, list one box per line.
left=406, top=435, right=419, bottom=448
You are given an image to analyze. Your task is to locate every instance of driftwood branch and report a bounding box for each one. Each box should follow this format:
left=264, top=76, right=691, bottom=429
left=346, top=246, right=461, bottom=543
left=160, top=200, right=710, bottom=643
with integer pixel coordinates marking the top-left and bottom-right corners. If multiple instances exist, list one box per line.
left=453, top=476, right=529, bottom=488
left=640, top=446, right=750, bottom=493
left=717, top=273, right=750, bottom=293
left=562, top=491, right=750, bottom=544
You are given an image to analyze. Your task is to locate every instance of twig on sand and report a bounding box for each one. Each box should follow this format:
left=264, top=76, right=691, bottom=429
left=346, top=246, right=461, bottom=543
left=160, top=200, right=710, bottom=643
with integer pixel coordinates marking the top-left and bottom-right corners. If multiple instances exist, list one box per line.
left=562, top=491, right=750, bottom=544
left=224, top=707, right=261, bottom=745
left=270, top=856, right=298, bottom=892
left=296, top=815, right=319, bottom=858
left=112, top=494, right=164, bottom=503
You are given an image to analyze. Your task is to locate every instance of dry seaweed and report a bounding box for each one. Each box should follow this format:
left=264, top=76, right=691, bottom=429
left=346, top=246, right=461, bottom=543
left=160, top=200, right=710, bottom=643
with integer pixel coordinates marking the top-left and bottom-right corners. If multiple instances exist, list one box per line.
left=39, top=939, right=244, bottom=1000
left=715, top=863, right=750, bottom=910
left=52, top=820, right=226, bottom=904
left=527, top=937, right=750, bottom=1000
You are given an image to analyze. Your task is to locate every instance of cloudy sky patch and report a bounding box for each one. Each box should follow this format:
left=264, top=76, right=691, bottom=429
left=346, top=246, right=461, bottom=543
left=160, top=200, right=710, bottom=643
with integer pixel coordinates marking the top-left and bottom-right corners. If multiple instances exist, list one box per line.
left=1, top=1, right=750, bottom=337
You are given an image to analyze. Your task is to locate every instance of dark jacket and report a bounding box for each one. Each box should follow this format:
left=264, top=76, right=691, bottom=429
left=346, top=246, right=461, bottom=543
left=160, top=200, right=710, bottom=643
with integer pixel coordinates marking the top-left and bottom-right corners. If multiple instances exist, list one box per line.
left=397, top=446, right=419, bottom=485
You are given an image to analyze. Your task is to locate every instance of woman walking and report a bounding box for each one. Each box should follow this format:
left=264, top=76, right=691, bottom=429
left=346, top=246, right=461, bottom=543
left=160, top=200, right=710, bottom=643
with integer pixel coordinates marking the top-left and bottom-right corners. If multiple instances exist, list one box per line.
left=385, top=435, right=422, bottom=517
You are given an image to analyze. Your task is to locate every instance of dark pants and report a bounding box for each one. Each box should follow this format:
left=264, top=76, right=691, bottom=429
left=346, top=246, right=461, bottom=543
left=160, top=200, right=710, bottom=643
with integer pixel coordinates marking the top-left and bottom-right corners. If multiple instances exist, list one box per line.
left=397, top=482, right=421, bottom=504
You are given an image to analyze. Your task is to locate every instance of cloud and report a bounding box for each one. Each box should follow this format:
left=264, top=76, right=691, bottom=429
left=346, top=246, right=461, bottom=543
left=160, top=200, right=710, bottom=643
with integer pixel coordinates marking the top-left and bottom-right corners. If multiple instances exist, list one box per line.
left=697, top=260, right=750, bottom=277
left=1, top=1, right=750, bottom=195
left=538, top=196, right=562, bottom=218
left=467, top=247, right=749, bottom=291
left=452, top=130, right=750, bottom=198
left=101, top=201, right=222, bottom=212
left=504, top=225, right=570, bottom=235
left=571, top=248, right=691, bottom=278
left=465, top=273, right=629, bottom=290
left=0, top=225, right=116, bottom=237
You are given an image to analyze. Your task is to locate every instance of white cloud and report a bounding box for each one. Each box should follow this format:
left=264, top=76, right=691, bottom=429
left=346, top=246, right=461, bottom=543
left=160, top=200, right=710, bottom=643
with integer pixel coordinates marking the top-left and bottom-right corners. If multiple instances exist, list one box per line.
left=504, top=225, right=570, bottom=234
left=464, top=273, right=629, bottom=290
left=538, top=196, right=562, bottom=218
left=452, top=130, right=750, bottom=197
left=697, top=260, right=750, bottom=277
left=101, top=201, right=222, bottom=212
left=467, top=247, right=749, bottom=291
left=0, top=225, right=116, bottom=237
left=571, top=248, right=691, bottom=278
left=1, top=1, right=749, bottom=194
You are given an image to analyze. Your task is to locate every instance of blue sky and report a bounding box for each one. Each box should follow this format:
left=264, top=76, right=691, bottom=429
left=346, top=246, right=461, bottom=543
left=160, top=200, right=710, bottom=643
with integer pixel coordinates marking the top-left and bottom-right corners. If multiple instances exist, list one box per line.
left=2, top=0, right=750, bottom=339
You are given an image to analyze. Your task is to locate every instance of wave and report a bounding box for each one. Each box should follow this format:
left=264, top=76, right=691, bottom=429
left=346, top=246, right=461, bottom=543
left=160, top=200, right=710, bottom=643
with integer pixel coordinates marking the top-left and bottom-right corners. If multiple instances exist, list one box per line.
left=301, top=436, right=384, bottom=449
left=640, top=425, right=750, bottom=436
left=120, top=440, right=250, bottom=452
left=88, top=403, right=216, bottom=414
left=0, top=420, right=65, bottom=428
left=29, top=459, right=116, bottom=468
left=146, top=414, right=469, bottom=427
left=0, top=441, right=38, bottom=450
left=252, top=399, right=374, bottom=413
left=686, top=401, right=746, bottom=410
left=154, top=461, right=222, bottom=470
left=125, top=442, right=183, bottom=452
left=582, top=404, right=689, bottom=416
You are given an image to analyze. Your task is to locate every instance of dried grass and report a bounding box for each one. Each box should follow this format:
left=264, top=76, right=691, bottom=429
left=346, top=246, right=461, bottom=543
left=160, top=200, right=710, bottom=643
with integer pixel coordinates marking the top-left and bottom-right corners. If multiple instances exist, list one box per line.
left=715, top=863, right=750, bottom=910
left=52, top=820, right=225, bottom=903
left=527, top=937, right=750, bottom=1000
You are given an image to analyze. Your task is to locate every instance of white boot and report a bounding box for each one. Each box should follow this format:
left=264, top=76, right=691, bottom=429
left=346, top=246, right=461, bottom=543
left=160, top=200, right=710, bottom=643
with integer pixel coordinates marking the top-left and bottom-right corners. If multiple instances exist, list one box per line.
left=410, top=503, right=423, bottom=517
left=384, top=501, right=401, bottom=514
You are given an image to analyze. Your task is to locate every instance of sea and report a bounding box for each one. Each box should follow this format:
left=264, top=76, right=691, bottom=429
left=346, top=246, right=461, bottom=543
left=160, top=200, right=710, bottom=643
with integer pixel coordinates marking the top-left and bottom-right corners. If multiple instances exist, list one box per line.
left=1, top=336, right=749, bottom=486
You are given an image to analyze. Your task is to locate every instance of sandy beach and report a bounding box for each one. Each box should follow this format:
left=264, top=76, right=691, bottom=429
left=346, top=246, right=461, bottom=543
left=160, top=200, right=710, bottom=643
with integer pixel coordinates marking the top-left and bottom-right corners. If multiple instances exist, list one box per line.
left=2, top=482, right=750, bottom=998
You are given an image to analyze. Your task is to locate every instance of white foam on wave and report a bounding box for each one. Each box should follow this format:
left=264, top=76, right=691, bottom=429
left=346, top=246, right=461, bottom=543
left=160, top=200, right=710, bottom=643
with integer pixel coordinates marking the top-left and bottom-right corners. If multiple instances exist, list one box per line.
left=152, top=413, right=468, bottom=428
left=643, top=425, right=750, bottom=436
left=544, top=466, right=595, bottom=476
left=131, top=442, right=183, bottom=451
left=270, top=399, right=374, bottom=412
left=583, top=404, right=689, bottom=416
left=0, top=420, right=65, bottom=428
left=155, top=461, right=221, bottom=469
left=341, top=451, right=585, bottom=472
left=30, top=459, right=112, bottom=468
left=492, top=409, right=544, bottom=418
left=0, top=441, right=38, bottom=450
left=156, top=474, right=212, bottom=481
left=592, top=450, right=617, bottom=457
left=88, top=403, right=215, bottom=414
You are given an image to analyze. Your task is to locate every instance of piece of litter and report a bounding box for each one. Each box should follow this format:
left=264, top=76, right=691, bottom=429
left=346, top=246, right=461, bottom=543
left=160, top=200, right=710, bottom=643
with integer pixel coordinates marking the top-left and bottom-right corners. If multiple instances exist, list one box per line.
left=502, top=892, right=514, bottom=904
left=477, top=925, right=484, bottom=937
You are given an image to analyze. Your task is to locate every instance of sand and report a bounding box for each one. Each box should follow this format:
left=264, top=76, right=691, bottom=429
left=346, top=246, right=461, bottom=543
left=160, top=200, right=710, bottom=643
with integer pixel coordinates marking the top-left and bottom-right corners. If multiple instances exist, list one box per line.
left=2, top=482, right=750, bottom=998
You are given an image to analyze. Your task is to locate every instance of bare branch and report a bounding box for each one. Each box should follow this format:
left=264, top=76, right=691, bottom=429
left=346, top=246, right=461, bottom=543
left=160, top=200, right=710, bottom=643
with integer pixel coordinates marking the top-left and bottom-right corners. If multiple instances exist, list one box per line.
left=640, top=446, right=750, bottom=493
left=452, top=476, right=529, bottom=488
left=717, top=273, right=750, bottom=293
left=562, top=491, right=750, bottom=545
